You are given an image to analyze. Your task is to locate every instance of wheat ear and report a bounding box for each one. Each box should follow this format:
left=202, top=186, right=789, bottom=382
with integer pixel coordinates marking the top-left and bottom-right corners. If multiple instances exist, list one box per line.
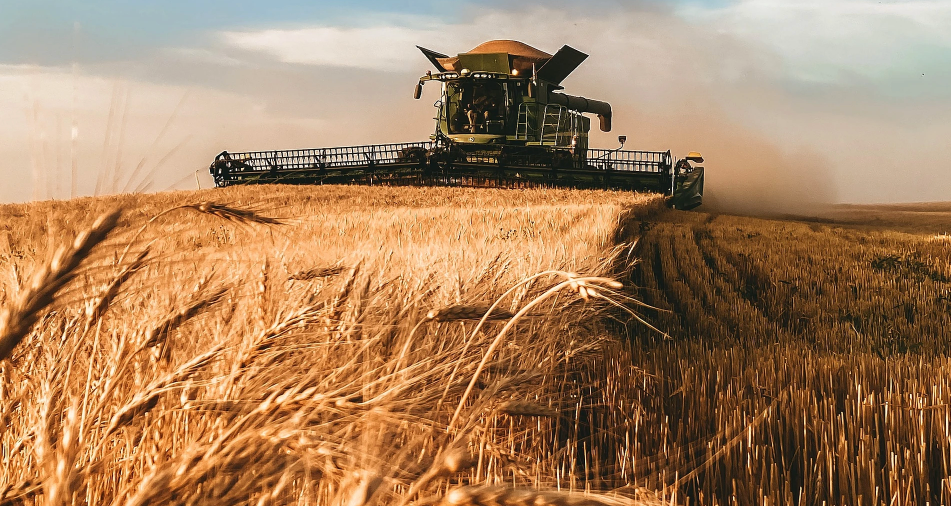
left=83, top=247, right=149, bottom=333
left=289, top=265, right=345, bottom=281
left=117, top=201, right=282, bottom=265
left=0, top=210, right=121, bottom=362
left=102, top=345, right=222, bottom=437
left=142, top=286, right=228, bottom=362
left=447, top=273, right=621, bottom=431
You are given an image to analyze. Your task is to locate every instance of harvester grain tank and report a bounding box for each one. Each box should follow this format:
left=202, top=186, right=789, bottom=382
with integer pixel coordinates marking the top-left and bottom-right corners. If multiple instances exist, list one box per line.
left=209, top=40, right=705, bottom=209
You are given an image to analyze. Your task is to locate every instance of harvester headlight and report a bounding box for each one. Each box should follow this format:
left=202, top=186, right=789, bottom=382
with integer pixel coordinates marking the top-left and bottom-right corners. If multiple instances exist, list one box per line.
left=511, top=69, right=519, bottom=76
left=460, top=68, right=470, bottom=76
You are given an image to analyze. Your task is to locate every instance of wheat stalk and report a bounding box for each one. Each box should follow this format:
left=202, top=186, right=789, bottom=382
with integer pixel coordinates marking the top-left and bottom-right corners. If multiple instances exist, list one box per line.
left=102, top=344, right=222, bottom=437
left=83, top=247, right=149, bottom=333
left=289, top=265, right=345, bottom=281
left=434, top=487, right=661, bottom=506
left=426, top=305, right=516, bottom=322
left=0, top=209, right=121, bottom=363
left=182, top=201, right=283, bottom=225
left=142, top=286, right=228, bottom=362
left=447, top=272, right=622, bottom=431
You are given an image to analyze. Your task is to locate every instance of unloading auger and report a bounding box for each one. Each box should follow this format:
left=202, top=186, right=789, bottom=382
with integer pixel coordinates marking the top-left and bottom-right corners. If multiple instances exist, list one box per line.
left=209, top=40, right=705, bottom=209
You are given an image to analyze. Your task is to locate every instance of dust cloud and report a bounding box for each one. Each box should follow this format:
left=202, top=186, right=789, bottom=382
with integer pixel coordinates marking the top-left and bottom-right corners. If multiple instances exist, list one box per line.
left=606, top=100, right=836, bottom=216
left=540, top=3, right=949, bottom=214
left=481, top=5, right=845, bottom=215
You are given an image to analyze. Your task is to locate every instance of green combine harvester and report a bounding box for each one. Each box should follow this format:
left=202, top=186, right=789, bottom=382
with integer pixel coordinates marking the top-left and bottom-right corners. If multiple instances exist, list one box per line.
left=209, top=40, right=705, bottom=209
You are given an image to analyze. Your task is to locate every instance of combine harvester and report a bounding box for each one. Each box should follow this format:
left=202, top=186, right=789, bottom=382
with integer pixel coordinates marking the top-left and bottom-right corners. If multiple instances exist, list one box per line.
left=209, top=40, right=705, bottom=209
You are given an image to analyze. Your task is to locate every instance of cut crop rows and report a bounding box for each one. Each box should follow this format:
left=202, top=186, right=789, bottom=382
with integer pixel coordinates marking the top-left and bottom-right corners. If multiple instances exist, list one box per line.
left=623, top=210, right=951, bottom=504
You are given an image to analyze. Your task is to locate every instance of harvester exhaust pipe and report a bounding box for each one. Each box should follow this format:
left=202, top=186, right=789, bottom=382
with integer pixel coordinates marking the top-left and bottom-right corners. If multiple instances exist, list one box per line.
left=548, top=92, right=612, bottom=132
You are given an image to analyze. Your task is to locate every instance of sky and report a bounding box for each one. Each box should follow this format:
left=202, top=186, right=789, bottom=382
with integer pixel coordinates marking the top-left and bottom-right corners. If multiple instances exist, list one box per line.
left=1, top=0, right=949, bottom=211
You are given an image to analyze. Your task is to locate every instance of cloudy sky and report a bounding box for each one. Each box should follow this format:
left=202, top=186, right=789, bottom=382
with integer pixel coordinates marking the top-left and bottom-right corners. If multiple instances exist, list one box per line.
left=1, top=0, right=949, bottom=211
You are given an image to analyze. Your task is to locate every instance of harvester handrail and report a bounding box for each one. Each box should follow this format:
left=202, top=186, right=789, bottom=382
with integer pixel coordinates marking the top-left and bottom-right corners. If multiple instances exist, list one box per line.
left=586, top=149, right=672, bottom=173
left=214, top=142, right=434, bottom=172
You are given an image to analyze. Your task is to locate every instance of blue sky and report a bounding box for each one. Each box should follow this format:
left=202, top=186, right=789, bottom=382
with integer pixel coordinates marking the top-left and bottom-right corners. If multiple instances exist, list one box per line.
left=0, top=1, right=451, bottom=61
left=1, top=0, right=949, bottom=208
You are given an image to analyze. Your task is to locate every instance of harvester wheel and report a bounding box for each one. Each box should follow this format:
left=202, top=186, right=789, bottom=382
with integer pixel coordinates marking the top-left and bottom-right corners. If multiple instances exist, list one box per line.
left=551, top=150, right=573, bottom=170
left=211, top=160, right=230, bottom=187
left=399, top=146, right=427, bottom=165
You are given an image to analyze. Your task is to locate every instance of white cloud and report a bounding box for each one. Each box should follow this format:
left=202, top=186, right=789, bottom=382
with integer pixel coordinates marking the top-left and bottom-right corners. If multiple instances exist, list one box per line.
left=218, top=11, right=581, bottom=72
left=221, top=24, right=441, bottom=72
left=161, top=47, right=248, bottom=68
left=677, top=0, right=951, bottom=86
left=213, top=0, right=951, bottom=107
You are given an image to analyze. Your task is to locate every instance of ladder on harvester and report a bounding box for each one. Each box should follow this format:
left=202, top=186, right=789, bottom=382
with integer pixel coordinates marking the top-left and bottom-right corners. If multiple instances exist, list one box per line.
left=515, top=103, right=538, bottom=141
left=540, top=105, right=565, bottom=145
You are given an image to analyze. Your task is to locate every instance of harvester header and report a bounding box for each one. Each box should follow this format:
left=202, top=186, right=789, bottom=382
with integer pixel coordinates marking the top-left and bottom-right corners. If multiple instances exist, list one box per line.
left=209, top=40, right=705, bottom=209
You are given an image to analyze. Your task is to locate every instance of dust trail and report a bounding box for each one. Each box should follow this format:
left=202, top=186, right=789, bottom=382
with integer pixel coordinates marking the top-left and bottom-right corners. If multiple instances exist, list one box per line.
left=604, top=100, right=836, bottom=216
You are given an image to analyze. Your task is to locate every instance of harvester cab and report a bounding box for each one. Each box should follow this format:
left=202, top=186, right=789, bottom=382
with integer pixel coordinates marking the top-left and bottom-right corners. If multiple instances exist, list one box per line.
left=209, top=40, right=705, bottom=210
left=415, top=41, right=610, bottom=152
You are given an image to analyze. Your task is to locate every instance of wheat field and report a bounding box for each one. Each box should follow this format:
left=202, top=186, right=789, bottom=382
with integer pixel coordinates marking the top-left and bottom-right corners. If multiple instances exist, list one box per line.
left=3, top=186, right=951, bottom=506
left=0, top=185, right=669, bottom=506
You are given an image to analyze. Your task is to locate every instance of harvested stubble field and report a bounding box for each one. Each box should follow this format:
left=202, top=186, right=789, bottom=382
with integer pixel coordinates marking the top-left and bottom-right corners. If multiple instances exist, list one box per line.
left=2, top=186, right=950, bottom=506
left=628, top=207, right=951, bottom=505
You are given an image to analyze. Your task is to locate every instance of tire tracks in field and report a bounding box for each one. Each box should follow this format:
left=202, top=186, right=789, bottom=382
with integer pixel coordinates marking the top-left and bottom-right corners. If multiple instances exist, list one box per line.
left=690, top=224, right=796, bottom=343
left=630, top=211, right=793, bottom=344
left=630, top=219, right=728, bottom=341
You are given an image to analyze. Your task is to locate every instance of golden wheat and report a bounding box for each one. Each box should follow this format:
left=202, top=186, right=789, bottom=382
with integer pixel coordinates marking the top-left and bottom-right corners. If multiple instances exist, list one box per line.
left=0, top=209, right=120, bottom=362
left=0, top=185, right=662, bottom=506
